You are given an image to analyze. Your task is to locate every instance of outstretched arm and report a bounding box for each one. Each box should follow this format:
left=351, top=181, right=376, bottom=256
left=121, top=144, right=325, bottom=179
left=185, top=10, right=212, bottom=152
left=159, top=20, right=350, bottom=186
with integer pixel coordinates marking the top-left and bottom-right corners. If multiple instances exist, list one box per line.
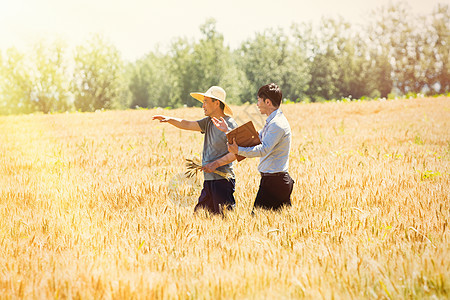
left=152, top=115, right=201, bottom=131
left=201, top=152, right=237, bottom=173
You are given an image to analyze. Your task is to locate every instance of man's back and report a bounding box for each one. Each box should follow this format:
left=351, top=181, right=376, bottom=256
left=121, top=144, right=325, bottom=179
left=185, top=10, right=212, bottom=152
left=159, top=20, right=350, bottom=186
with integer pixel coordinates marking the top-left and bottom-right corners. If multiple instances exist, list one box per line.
left=258, top=109, right=291, bottom=173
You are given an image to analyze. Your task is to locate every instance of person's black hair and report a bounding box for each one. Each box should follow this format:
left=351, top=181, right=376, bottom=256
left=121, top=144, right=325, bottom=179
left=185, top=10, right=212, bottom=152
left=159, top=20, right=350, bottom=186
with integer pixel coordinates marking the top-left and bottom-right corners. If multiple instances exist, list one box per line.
left=257, top=83, right=282, bottom=107
left=211, top=98, right=225, bottom=110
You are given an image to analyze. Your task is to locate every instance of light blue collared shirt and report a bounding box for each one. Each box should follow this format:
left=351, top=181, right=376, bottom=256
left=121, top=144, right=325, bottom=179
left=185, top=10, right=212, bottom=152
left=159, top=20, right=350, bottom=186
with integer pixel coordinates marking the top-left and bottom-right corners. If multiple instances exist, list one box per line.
left=237, top=108, right=291, bottom=173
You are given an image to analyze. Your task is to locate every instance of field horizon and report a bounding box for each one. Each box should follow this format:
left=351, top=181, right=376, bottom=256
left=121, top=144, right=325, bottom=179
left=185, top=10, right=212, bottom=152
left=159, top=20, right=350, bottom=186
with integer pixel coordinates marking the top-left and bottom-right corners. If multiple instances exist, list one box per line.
left=1, top=97, right=449, bottom=299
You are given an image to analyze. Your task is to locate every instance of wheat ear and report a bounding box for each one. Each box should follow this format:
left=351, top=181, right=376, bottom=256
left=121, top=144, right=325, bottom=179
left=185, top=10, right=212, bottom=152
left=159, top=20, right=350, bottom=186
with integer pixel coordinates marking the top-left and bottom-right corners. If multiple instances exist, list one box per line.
left=185, top=158, right=232, bottom=181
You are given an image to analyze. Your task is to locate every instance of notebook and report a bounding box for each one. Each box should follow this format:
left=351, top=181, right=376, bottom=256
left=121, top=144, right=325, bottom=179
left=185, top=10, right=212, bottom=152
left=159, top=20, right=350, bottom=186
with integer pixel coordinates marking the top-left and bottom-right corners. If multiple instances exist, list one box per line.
left=226, top=121, right=261, bottom=162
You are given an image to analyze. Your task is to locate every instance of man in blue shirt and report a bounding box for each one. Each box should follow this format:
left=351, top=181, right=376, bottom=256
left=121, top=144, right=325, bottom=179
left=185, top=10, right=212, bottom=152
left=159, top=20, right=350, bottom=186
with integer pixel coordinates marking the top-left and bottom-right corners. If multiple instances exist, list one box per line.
left=153, top=86, right=238, bottom=214
left=213, top=83, right=294, bottom=211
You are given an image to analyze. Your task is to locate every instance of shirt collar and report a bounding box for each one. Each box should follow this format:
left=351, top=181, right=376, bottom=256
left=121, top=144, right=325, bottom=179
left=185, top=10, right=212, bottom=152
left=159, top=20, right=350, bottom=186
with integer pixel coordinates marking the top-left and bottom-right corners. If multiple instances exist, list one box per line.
left=265, top=108, right=281, bottom=125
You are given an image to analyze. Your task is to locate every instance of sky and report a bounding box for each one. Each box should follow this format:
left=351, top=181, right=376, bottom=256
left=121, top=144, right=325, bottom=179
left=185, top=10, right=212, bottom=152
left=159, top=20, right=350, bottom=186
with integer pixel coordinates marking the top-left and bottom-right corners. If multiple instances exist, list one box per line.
left=0, top=0, right=448, bottom=61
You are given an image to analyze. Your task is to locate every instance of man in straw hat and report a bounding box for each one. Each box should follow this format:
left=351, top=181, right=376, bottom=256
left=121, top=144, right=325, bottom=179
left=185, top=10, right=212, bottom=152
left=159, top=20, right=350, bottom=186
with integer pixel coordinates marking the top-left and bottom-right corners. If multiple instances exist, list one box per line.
left=213, top=83, right=294, bottom=212
left=152, top=86, right=238, bottom=215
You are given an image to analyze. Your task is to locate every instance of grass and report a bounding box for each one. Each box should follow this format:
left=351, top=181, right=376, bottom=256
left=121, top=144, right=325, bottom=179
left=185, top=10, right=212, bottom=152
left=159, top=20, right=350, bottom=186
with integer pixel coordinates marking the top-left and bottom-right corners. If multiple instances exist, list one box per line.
left=0, top=96, right=449, bottom=299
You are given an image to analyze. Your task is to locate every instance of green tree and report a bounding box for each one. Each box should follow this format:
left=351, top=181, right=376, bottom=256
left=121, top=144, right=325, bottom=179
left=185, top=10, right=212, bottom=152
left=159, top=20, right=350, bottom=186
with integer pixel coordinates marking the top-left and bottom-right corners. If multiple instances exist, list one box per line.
left=336, top=29, right=378, bottom=99
left=189, top=19, right=228, bottom=104
left=294, top=19, right=343, bottom=101
left=369, top=2, right=433, bottom=95
left=168, top=37, right=195, bottom=107
left=164, top=19, right=246, bottom=107
left=128, top=60, right=150, bottom=108
left=0, top=48, right=34, bottom=114
left=28, top=39, right=72, bottom=113
left=430, top=3, right=450, bottom=93
left=281, top=42, right=310, bottom=102
left=237, top=29, right=287, bottom=101
left=72, top=34, right=126, bottom=111
left=292, top=21, right=334, bottom=101
left=129, top=51, right=175, bottom=108
left=366, top=46, right=393, bottom=98
left=237, top=28, right=310, bottom=102
left=295, top=17, right=377, bottom=101
left=194, top=19, right=249, bottom=104
left=219, top=53, right=251, bottom=104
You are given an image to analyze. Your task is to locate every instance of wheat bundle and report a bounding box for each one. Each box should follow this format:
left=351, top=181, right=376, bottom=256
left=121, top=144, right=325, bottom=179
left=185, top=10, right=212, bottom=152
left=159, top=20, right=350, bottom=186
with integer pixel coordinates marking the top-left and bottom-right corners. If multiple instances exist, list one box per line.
left=185, top=158, right=232, bottom=181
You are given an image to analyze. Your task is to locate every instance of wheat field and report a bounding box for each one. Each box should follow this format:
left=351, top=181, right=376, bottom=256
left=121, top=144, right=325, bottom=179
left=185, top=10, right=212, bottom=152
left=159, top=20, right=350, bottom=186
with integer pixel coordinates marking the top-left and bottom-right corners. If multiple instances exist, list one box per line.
left=0, top=97, right=449, bottom=299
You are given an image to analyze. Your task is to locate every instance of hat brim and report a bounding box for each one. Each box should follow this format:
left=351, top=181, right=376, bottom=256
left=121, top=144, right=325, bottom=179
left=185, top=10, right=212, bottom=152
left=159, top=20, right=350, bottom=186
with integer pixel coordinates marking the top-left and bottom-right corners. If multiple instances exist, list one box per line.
left=190, top=92, right=233, bottom=116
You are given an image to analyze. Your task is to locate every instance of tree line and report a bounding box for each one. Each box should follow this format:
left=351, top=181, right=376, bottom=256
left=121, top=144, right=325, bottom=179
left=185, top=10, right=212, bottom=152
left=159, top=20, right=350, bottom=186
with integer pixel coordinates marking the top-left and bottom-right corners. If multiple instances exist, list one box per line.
left=0, top=2, right=448, bottom=115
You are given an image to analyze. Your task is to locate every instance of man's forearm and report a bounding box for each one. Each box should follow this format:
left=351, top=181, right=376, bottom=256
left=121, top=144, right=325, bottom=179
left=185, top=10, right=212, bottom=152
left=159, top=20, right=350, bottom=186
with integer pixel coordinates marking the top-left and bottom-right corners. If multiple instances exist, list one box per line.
left=167, top=118, right=200, bottom=131
left=167, top=117, right=184, bottom=128
left=211, top=152, right=237, bottom=168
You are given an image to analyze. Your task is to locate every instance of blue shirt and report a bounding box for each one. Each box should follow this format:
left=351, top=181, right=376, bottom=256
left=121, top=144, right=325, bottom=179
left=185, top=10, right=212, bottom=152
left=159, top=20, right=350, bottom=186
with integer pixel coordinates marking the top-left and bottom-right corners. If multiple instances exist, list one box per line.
left=237, top=109, right=291, bottom=173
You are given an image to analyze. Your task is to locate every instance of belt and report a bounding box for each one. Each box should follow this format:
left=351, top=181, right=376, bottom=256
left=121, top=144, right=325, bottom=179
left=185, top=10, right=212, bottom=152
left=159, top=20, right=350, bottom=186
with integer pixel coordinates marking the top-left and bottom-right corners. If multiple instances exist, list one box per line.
left=260, top=172, right=288, bottom=177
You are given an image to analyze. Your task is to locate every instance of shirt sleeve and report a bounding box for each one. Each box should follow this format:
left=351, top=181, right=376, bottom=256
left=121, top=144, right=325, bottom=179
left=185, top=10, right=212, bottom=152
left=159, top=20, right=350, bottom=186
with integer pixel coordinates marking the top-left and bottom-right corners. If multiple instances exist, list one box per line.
left=197, top=117, right=209, bottom=134
left=226, top=117, right=239, bottom=130
left=237, top=123, right=285, bottom=158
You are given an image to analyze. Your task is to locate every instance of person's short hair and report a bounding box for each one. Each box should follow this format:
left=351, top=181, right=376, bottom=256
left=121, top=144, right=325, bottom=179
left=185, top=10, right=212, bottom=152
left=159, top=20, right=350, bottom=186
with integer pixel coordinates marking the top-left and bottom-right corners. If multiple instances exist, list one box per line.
left=211, top=98, right=225, bottom=111
left=258, top=83, right=282, bottom=107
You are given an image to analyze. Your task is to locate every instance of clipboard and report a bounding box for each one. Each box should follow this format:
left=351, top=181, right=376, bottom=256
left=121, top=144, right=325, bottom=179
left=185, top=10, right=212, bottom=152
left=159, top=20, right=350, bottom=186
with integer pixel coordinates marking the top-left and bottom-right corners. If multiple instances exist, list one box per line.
left=226, top=121, right=261, bottom=162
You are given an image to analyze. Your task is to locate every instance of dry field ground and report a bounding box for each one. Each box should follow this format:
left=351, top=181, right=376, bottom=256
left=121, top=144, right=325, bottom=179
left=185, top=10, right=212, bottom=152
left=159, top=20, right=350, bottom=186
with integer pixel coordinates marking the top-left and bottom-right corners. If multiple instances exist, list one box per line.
left=0, top=97, right=449, bottom=299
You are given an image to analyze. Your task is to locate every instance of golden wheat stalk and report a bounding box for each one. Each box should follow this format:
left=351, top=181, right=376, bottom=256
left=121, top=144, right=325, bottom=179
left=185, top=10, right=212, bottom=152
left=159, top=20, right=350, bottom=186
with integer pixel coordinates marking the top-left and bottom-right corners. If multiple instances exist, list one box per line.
left=185, top=158, right=232, bottom=181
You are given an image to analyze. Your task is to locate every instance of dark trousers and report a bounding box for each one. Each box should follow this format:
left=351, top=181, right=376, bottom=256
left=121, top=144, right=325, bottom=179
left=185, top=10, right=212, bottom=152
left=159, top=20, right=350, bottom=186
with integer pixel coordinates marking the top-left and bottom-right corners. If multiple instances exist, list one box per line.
left=195, top=179, right=236, bottom=214
left=254, top=173, right=294, bottom=211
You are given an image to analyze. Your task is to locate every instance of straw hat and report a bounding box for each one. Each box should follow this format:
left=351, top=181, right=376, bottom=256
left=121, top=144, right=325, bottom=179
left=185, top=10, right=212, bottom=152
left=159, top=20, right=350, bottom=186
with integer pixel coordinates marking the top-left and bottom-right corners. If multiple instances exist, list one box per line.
left=190, top=86, right=233, bottom=116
